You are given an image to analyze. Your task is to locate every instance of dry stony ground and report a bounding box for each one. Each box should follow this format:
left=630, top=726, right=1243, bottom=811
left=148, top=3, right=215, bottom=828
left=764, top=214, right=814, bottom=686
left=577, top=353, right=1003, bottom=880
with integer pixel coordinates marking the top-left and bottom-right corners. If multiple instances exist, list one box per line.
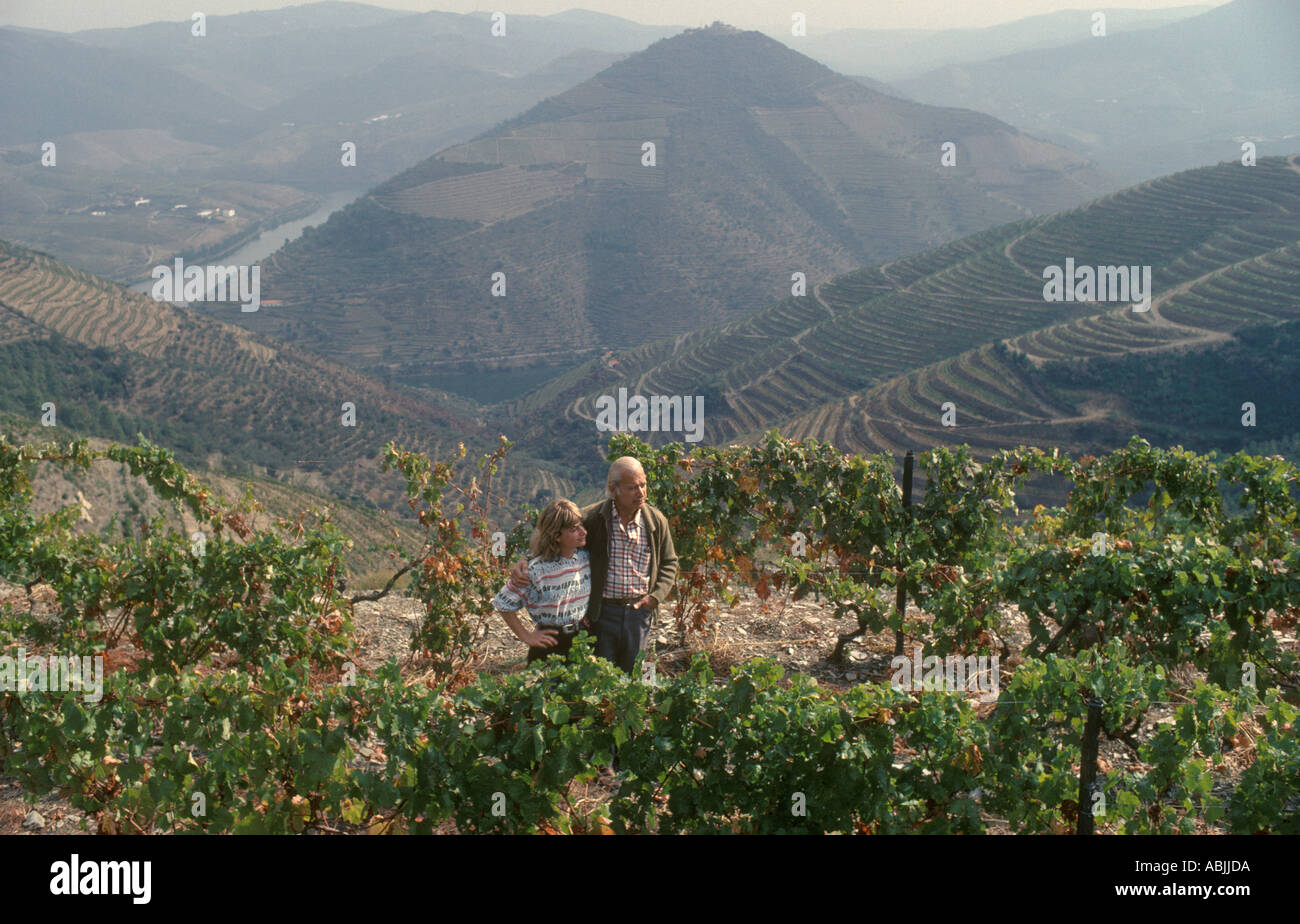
left=1, top=581, right=1288, bottom=834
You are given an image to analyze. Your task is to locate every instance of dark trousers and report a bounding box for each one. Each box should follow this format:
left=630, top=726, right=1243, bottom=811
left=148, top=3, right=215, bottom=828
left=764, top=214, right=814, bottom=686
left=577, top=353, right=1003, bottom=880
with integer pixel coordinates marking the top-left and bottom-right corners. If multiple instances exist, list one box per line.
left=526, top=626, right=578, bottom=663
left=594, top=601, right=653, bottom=674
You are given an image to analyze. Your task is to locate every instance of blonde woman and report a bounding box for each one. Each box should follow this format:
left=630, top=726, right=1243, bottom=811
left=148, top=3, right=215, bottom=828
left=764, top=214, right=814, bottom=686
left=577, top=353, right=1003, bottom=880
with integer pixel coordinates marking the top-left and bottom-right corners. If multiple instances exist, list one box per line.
left=492, top=499, right=591, bottom=663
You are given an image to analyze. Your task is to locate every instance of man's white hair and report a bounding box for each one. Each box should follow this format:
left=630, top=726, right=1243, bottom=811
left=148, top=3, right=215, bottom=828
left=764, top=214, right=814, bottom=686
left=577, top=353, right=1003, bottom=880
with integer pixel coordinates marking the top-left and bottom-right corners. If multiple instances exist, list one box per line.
left=607, top=456, right=645, bottom=494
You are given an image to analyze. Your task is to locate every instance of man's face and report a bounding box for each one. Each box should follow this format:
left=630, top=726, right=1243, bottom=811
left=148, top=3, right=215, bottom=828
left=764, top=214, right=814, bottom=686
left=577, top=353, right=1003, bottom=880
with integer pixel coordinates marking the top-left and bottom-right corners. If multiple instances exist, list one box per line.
left=613, top=468, right=647, bottom=513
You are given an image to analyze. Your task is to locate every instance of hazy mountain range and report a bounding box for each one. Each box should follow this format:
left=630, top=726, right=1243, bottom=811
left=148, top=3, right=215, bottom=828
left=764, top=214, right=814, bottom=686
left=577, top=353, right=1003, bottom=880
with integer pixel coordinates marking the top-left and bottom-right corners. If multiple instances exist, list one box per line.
left=235, top=23, right=1110, bottom=395
left=4, top=1, right=1288, bottom=283
left=0, top=6, right=675, bottom=279
left=801, top=5, right=1211, bottom=81
left=6, top=2, right=1279, bottom=285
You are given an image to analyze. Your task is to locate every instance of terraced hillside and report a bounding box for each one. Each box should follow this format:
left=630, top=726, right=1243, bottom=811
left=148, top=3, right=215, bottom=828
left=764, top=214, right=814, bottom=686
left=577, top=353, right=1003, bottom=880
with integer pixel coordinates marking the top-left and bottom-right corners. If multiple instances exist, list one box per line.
left=0, top=240, right=570, bottom=514
left=246, top=23, right=1109, bottom=396
left=509, top=156, right=1300, bottom=463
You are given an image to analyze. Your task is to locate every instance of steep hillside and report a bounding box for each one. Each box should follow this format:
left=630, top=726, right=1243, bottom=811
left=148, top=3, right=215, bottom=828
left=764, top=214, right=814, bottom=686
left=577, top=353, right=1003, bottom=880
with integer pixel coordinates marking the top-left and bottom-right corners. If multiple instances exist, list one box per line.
left=507, top=155, right=1300, bottom=464
left=0, top=239, right=571, bottom=512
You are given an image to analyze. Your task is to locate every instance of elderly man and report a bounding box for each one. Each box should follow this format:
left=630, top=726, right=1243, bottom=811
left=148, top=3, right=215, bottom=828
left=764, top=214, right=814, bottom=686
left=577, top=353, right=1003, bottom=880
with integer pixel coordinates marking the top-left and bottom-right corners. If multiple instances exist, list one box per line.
left=511, top=456, right=678, bottom=674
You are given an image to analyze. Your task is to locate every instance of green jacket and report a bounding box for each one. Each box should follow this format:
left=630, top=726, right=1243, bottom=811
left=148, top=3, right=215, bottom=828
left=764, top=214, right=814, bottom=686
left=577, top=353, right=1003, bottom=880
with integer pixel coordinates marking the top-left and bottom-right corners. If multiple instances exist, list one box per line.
left=581, top=498, right=679, bottom=624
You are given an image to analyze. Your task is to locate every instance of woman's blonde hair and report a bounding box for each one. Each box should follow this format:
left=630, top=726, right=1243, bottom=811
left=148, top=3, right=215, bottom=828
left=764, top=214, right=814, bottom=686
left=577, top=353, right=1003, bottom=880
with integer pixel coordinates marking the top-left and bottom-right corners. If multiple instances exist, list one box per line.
left=528, top=499, right=583, bottom=559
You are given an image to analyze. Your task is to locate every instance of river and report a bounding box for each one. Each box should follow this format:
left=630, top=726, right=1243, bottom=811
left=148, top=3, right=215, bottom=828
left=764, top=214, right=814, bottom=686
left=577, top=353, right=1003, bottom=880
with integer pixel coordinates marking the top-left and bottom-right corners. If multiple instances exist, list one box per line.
left=129, top=189, right=361, bottom=295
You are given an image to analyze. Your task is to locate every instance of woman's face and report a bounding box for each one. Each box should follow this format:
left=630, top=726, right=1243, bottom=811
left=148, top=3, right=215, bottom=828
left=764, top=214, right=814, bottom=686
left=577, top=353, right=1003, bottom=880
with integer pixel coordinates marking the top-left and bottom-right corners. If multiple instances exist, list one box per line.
left=558, top=521, right=586, bottom=555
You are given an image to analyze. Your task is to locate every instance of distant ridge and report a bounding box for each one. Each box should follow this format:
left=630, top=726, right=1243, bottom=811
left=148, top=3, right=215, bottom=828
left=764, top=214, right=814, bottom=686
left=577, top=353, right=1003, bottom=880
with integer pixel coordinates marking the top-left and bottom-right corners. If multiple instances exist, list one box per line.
left=898, top=0, right=1300, bottom=182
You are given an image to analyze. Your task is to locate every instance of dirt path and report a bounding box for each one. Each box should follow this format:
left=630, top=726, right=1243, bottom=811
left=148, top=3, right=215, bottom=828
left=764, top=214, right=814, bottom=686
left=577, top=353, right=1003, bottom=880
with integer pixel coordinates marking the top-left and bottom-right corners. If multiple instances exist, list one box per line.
left=1002, top=230, right=1037, bottom=281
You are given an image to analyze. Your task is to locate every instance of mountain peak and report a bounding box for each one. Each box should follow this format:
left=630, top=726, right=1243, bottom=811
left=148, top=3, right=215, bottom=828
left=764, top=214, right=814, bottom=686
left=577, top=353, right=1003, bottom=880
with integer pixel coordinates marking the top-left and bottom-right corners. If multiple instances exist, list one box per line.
left=253, top=16, right=1108, bottom=383
left=587, top=23, right=838, bottom=108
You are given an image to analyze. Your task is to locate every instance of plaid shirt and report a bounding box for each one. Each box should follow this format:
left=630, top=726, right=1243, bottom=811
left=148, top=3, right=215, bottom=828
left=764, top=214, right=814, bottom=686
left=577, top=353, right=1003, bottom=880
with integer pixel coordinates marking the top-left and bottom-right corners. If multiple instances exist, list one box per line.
left=604, top=508, right=650, bottom=599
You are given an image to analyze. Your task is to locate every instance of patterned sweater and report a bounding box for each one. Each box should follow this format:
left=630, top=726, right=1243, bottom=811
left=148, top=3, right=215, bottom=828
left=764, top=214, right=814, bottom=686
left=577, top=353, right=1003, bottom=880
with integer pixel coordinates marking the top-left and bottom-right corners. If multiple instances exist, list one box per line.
left=491, top=550, right=591, bottom=627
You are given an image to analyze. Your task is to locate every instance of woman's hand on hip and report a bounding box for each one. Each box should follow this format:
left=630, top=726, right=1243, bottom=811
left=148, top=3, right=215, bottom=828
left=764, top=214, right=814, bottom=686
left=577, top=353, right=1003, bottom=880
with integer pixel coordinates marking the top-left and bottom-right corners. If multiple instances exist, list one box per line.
left=523, top=627, right=559, bottom=649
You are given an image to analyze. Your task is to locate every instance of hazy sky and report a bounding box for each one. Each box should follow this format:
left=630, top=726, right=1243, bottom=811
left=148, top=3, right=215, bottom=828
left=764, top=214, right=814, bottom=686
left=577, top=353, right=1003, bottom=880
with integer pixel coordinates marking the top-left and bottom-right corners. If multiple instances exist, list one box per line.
left=0, top=0, right=1230, bottom=33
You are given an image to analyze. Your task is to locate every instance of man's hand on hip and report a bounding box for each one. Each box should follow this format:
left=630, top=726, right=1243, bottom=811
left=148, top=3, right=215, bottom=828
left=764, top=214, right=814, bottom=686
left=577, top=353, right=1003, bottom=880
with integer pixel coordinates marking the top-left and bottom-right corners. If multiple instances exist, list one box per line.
left=632, top=594, right=655, bottom=610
